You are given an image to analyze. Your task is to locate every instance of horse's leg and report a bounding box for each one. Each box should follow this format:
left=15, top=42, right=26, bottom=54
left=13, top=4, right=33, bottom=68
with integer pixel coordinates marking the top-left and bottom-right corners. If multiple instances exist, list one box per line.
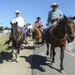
left=32, top=31, right=34, bottom=40
left=46, top=43, right=49, bottom=55
left=50, top=46, right=53, bottom=59
left=12, top=46, right=16, bottom=60
left=60, top=47, right=65, bottom=72
left=51, top=46, right=56, bottom=63
left=16, top=45, right=20, bottom=62
left=12, top=42, right=16, bottom=60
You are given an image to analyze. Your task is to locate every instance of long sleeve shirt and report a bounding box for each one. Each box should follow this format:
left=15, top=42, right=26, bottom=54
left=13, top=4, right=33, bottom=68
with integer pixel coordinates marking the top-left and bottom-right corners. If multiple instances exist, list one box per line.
left=47, top=9, right=63, bottom=24
left=12, top=16, right=25, bottom=27
left=35, top=20, right=42, bottom=26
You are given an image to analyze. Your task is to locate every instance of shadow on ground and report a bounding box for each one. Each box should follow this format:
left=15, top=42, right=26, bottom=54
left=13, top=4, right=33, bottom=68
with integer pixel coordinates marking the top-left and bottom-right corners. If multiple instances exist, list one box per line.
left=0, top=45, right=34, bottom=64
left=21, top=45, right=35, bottom=50
left=0, top=51, right=13, bottom=63
left=20, top=54, right=60, bottom=72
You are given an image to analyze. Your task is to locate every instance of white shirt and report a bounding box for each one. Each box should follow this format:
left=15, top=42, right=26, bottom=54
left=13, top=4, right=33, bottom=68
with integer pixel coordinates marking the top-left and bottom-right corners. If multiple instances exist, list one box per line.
left=12, top=16, right=25, bottom=27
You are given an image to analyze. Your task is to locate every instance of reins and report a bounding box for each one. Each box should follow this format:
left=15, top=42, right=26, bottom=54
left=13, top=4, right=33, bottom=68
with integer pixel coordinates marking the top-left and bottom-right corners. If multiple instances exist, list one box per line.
left=49, top=23, right=67, bottom=41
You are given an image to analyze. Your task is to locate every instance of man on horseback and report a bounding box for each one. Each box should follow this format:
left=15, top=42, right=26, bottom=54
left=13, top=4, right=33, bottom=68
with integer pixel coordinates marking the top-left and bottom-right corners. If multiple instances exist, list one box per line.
left=5, top=10, right=26, bottom=45
left=44, top=3, right=63, bottom=41
left=32, top=17, right=43, bottom=40
left=35, top=17, right=43, bottom=29
left=46, top=3, right=63, bottom=29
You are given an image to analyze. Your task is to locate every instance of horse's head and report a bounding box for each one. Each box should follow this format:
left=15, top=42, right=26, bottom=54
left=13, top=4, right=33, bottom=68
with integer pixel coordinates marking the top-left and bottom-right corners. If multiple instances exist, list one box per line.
left=63, top=15, right=75, bottom=42
left=10, top=22, right=18, bottom=40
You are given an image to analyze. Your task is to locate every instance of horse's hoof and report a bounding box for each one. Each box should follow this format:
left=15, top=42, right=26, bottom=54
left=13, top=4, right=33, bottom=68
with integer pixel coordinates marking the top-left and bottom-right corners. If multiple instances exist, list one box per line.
left=16, top=54, right=19, bottom=62
left=12, top=57, right=16, bottom=61
left=16, top=58, right=19, bottom=63
left=16, top=60, right=19, bottom=63
left=51, top=62, right=55, bottom=65
left=60, top=69, right=64, bottom=73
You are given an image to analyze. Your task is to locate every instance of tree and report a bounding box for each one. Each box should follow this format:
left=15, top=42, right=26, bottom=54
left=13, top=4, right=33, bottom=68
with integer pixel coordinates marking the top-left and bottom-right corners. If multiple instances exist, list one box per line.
left=0, top=26, right=4, bottom=31
left=4, top=27, right=11, bottom=30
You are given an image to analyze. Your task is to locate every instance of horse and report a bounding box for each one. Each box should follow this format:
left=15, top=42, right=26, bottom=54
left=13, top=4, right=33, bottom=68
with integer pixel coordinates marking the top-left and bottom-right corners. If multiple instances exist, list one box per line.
left=10, top=22, right=25, bottom=62
left=33, top=15, right=75, bottom=72
left=26, top=28, right=33, bottom=40
left=32, top=24, right=44, bottom=48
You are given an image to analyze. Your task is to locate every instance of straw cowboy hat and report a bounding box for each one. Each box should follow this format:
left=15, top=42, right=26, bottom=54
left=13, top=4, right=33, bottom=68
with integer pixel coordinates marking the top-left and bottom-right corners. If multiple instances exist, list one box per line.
left=15, top=10, right=21, bottom=14
left=36, top=17, right=41, bottom=19
left=50, top=3, right=59, bottom=8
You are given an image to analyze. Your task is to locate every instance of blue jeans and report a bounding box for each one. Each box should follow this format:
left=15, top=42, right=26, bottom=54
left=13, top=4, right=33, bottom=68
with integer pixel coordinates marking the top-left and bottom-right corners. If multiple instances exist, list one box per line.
left=22, top=28, right=27, bottom=37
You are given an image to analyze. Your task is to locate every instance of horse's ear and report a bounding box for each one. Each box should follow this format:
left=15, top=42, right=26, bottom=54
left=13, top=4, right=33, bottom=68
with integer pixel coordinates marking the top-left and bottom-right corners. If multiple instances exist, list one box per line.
left=63, top=15, right=68, bottom=20
left=72, top=16, right=75, bottom=20
left=63, top=15, right=66, bottom=17
left=63, top=15, right=67, bottom=18
left=10, top=21, right=12, bottom=25
left=15, top=22, right=18, bottom=25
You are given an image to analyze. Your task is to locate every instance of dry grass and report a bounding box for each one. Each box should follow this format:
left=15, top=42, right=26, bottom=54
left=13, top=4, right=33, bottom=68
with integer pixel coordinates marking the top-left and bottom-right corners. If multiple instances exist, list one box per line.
left=0, top=35, right=12, bottom=53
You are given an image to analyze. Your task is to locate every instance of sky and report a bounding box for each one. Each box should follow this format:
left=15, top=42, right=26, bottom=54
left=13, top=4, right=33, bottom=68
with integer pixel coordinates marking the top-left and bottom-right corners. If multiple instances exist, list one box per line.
left=0, top=0, right=75, bottom=28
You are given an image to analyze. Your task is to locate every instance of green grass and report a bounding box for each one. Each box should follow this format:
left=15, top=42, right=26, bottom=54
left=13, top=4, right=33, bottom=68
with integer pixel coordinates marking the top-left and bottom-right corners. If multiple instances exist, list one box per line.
left=0, top=35, right=12, bottom=53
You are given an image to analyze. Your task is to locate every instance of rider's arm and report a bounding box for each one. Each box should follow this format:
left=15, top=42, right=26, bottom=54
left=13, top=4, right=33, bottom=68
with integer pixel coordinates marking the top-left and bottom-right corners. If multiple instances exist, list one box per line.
left=47, top=12, right=51, bottom=25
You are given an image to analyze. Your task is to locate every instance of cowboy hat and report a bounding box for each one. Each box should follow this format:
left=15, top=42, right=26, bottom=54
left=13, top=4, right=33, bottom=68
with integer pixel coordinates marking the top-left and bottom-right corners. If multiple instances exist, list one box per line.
left=50, top=3, right=59, bottom=8
left=36, top=17, right=41, bottom=19
left=15, top=10, right=21, bottom=14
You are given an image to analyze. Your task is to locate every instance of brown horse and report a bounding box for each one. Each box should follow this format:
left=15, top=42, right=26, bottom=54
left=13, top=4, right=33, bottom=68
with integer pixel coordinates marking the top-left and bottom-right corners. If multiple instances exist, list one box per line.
left=9, top=22, right=25, bottom=62
left=33, top=15, right=75, bottom=72
left=32, top=24, right=44, bottom=48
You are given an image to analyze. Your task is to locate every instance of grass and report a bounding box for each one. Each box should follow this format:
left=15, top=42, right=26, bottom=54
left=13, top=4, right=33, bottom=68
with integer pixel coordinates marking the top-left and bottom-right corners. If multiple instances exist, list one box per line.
left=0, top=35, right=12, bottom=53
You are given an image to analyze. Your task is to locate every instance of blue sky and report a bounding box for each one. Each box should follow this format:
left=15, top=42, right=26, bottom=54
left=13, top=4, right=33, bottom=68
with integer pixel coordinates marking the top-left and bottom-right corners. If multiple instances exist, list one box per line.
left=0, top=0, right=75, bottom=28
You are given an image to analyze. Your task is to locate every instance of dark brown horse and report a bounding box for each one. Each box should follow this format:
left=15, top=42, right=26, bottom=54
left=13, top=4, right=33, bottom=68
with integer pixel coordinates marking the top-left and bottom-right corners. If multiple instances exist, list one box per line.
left=10, top=22, right=25, bottom=62
left=33, top=15, right=75, bottom=72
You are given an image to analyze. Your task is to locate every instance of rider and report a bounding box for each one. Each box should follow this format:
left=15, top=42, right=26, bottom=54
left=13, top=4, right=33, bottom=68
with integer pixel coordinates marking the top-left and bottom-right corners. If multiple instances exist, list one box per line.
left=44, top=3, right=63, bottom=41
left=32, top=17, right=43, bottom=40
left=46, top=3, right=63, bottom=29
left=12, top=10, right=25, bottom=27
left=5, top=10, right=25, bottom=45
left=35, top=17, right=43, bottom=29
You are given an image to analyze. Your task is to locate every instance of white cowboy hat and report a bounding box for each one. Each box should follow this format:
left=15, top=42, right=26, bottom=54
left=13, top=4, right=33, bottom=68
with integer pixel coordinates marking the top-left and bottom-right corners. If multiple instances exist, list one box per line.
left=50, top=3, right=59, bottom=8
left=15, top=10, right=21, bottom=14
